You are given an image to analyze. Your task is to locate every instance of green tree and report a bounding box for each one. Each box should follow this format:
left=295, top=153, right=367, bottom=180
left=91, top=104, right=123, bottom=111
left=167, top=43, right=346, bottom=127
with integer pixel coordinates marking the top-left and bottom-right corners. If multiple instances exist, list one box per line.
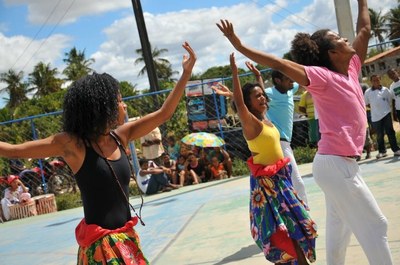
left=386, top=4, right=400, bottom=46
left=62, top=47, right=94, bottom=82
left=200, top=65, right=232, bottom=80
left=369, top=8, right=388, bottom=51
left=28, top=62, right=63, bottom=97
left=367, top=48, right=381, bottom=58
left=12, top=90, right=65, bottom=119
left=120, top=81, right=139, bottom=98
left=134, top=46, right=177, bottom=82
left=0, top=69, right=28, bottom=109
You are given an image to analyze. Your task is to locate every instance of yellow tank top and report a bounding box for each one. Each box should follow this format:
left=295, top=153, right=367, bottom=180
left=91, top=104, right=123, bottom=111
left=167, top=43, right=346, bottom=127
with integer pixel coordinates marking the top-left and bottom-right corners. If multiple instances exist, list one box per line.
left=246, top=123, right=284, bottom=165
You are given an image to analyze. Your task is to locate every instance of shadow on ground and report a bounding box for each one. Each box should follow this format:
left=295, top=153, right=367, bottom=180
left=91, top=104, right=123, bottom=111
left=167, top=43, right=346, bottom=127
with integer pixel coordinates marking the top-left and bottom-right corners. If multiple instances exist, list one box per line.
left=213, top=244, right=261, bottom=265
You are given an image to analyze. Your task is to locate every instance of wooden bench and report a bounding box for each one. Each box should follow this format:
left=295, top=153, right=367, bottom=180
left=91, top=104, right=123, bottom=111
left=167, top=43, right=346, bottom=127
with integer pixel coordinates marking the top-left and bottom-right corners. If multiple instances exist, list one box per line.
left=9, top=200, right=37, bottom=220
left=33, top=194, right=57, bottom=215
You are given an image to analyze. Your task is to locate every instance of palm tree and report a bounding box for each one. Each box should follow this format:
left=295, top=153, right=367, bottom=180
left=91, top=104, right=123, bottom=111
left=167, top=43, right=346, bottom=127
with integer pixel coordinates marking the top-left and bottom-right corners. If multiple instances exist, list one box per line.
left=62, top=47, right=94, bottom=82
left=386, top=4, right=400, bottom=46
left=158, top=63, right=179, bottom=82
left=135, top=46, right=176, bottom=81
left=0, top=69, right=28, bottom=109
left=369, top=8, right=388, bottom=51
left=28, top=62, right=63, bottom=97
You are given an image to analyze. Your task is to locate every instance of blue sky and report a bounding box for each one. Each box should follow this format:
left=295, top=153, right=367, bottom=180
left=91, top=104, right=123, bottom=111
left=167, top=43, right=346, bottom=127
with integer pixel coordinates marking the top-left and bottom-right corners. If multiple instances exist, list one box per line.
left=0, top=0, right=397, bottom=107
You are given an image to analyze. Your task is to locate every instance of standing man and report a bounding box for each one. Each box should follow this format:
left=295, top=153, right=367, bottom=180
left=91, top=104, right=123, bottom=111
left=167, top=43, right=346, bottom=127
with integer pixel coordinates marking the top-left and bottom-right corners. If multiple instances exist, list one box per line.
left=298, top=91, right=320, bottom=147
left=387, top=68, right=400, bottom=124
left=364, top=74, right=400, bottom=158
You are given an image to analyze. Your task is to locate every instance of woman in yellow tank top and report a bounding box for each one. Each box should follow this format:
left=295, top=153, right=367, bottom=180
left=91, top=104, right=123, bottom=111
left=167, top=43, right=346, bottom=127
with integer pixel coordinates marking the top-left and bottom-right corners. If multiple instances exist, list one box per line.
left=229, top=53, right=317, bottom=265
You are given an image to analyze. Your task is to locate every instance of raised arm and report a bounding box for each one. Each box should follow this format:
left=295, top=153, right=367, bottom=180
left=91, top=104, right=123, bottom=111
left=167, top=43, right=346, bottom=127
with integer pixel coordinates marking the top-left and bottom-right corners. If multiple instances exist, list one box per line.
left=245, top=61, right=264, bottom=89
left=230, top=53, right=262, bottom=140
left=217, top=19, right=308, bottom=86
left=211, top=83, right=233, bottom=98
left=352, top=0, right=371, bottom=63
left=117, top=42, right=196, bottom=144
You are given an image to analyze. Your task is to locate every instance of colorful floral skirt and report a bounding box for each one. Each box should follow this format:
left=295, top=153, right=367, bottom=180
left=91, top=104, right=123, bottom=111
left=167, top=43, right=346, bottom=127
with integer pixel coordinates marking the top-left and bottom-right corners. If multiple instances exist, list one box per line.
left=76, top=218, right=148, bottom=265
left=248, top=158, right=317, bottom=264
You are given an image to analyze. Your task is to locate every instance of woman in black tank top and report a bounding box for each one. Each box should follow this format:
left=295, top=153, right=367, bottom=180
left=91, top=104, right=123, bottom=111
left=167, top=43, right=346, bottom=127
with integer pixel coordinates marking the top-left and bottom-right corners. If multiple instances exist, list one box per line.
left=0, top=42, right=196, bottom=265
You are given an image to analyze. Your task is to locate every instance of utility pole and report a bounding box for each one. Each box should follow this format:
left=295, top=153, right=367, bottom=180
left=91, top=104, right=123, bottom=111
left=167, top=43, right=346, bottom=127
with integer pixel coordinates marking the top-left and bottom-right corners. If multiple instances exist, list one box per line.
left=333, top=0, right=355, bottom=43
left=131, top=0, right=160, bottom=107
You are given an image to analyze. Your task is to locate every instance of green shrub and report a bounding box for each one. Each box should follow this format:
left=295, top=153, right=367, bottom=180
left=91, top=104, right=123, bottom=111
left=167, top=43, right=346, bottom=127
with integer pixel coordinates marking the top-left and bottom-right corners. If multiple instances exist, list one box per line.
left=55, top=192, right=82, bottom=211
left=232, top=158, right=249, bottom=176
left=129, top=182, right=141, bottom=197
left=293, top=146, right=317, bottom=164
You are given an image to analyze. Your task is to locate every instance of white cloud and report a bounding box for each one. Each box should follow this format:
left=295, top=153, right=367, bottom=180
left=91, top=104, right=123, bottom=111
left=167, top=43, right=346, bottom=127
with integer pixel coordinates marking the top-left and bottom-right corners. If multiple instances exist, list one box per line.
left=0, top=32, right=71, bottom=74
left=91, top=3, right=282, bottom=89
left=5, top=0, right=130, bottom=25
left=0, top=32, right=70, bottom=106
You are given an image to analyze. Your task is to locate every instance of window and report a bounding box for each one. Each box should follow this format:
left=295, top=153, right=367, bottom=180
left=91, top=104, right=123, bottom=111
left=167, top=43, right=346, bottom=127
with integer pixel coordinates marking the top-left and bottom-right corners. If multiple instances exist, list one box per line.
left=378, top=62, right=386, bottom=70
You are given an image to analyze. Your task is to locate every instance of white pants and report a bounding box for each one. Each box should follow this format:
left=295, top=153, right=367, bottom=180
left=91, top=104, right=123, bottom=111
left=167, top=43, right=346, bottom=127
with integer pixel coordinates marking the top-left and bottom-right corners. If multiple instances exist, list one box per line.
left=280, top=140, right=308, bottom=205
left=313, top=154, right=393, bottom=265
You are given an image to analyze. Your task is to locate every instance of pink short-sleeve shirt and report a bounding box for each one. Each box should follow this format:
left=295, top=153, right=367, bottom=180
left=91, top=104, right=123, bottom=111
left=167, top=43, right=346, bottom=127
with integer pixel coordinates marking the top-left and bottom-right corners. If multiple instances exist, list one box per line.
left=304, top=55, right=366, bottom=156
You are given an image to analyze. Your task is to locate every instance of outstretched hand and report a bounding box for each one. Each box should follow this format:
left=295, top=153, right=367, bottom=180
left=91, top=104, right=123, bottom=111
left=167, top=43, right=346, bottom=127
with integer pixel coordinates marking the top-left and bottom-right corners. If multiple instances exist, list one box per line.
left=216, top=19, right=241, bottom=48
left=211, top=83, right=233, bottom=98
left=245, top=61, right=260, bottom=76
left=181, top=41, right=197, bottom=72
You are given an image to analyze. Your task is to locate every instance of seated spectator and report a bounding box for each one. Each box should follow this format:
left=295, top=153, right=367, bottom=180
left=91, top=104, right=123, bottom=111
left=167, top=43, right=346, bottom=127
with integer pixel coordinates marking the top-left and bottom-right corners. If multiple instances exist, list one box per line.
left=166, top=135, right=181, bottom=161
left=179, top=143, right=192, bottom=157
left=175, top=155, right=187, bottom=186
left=198, top=148, right=212, bottom=181
left=1, top=175, right=32, bottom=221
left=140, top=126, right=164, bottom=165
left=136, top=159, right=179, bottom=195
left=209, top=156, right=228, bottom=180
left=207, top=147, right=233, bottom=178
left=192, top=146, right=201, bottom=157
left=185, top=152, right=207, bottom=184
left=160, top=152, right=177, bottom=183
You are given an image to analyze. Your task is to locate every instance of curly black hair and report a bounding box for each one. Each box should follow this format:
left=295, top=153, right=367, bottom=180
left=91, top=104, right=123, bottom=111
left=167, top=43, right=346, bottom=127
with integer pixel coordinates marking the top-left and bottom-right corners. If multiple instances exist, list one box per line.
left=231, top=83, right=269, bottom=114
left=62, top=72, right=120, bottom=140
left=290, top=29, right=335, bottom=71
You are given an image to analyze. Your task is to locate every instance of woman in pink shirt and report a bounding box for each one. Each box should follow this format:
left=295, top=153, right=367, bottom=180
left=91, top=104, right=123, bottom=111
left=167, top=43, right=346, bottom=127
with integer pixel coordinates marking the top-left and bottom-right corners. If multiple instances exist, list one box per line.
left=217, top=1, right=393, bottom=264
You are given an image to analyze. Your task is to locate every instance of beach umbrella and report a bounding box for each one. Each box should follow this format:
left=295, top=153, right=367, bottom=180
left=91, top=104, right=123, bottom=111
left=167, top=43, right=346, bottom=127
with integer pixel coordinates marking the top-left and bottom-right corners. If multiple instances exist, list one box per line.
left=181, top=132, right=225, bottom=147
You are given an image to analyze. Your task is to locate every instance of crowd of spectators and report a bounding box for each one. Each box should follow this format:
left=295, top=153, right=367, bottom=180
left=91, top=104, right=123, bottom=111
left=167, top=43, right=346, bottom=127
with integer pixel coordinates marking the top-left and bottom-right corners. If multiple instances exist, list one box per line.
left=135, top=133, right=233, bottom=195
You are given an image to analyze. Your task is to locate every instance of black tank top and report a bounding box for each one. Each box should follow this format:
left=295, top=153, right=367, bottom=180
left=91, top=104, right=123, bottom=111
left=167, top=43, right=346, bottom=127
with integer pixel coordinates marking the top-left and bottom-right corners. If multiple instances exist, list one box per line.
left=75, top=138, right=132, bottom=229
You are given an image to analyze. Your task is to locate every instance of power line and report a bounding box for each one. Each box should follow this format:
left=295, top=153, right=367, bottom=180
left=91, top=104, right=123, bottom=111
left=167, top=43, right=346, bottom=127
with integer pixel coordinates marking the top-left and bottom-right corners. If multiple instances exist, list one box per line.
left=252, top=0, right=320, bottom=30
left=11, top=0, right=63, bottom=70
left=18, top=0, right=76, bottom=73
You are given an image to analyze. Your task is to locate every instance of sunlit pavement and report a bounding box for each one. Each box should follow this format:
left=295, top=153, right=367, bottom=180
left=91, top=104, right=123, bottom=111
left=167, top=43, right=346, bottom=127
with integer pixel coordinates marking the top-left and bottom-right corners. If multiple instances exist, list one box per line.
left=0, top=150, right=399, bottom=265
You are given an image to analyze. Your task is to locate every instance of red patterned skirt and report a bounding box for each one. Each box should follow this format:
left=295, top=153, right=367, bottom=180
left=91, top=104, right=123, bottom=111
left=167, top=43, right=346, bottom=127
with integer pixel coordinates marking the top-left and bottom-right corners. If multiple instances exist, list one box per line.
left=76, top=217, right=148, bottom=265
